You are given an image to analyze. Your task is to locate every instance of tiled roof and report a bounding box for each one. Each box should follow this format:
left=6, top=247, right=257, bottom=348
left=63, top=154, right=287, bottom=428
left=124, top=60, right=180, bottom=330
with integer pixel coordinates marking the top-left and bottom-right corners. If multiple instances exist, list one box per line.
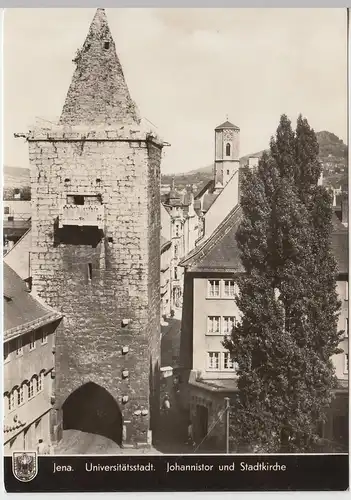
left=181, top=204, right=347, bottom=276
left=202, top=192, right=219, bottom=213
left=215, top=120, right=240, bottom=131
left=180, top=205, right=243, bottom=273
left=4, top=263, right=62, bottom=341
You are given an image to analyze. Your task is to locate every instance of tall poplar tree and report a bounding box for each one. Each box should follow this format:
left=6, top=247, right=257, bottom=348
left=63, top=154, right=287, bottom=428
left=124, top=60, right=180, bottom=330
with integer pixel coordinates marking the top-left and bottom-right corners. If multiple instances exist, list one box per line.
left=224, top=115, right=343, bottom=453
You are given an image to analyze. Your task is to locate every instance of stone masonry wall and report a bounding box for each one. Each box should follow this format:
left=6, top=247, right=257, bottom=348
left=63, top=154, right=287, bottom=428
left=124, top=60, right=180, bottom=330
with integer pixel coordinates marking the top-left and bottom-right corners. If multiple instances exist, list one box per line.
left=28, top=127, right=163, bottom=446
left=146, top=142, right=162, bottom=438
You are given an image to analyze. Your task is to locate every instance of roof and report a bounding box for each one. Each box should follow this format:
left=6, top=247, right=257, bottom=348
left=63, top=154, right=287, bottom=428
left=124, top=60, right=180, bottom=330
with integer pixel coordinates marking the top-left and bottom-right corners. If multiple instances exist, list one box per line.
left=202, top=192, right=220, bottom=213
left=181, top=204, right=347, bottom=276
left=194, top=180, right=214, bottom=200
left=60, top=9, right=139, bottom=126
left=188, top=371, right=238, bottom=393
left=215, top=120, right=240, bottom=131
left=331, top=230, right=348, bottom=275
left=160, top=236, right=171, bottom=252
left=4, top=263, right=62, bottom=342
left=180, top=204, right=244, bottom=273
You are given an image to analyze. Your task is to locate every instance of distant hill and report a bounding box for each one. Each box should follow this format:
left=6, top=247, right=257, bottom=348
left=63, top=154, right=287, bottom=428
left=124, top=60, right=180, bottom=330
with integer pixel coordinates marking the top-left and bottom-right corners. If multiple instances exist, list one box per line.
left=4, top=131, right=347, bottom=195
left=162, top=131, right=347, bottom=193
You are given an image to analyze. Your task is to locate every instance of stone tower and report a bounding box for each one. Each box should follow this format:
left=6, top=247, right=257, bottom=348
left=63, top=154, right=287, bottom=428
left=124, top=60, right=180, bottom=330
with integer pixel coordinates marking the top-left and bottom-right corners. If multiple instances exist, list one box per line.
left=27, top=9, right=163, bottom=448
left=214, top=119, right=240, bottom=189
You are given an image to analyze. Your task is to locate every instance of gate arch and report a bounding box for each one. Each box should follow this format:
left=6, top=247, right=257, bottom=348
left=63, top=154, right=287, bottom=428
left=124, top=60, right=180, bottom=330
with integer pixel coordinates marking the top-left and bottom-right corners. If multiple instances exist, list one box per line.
left=62, top=382, right=123, bottom=445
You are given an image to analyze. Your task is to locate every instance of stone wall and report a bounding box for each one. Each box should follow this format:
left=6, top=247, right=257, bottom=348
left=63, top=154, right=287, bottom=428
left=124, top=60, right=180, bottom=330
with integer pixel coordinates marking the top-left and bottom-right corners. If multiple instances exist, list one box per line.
left=28, top=126, right=163, bottom=446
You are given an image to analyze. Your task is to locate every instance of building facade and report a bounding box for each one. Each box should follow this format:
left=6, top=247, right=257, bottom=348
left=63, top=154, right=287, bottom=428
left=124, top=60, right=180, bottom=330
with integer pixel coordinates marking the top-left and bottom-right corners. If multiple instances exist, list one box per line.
left=179, top=142, right=348, bottom=451
left=3, top=263, right=62, bottom=456
left=162, top=183, right=199, bottom=309
left=23, top=9, right=165, bottom=449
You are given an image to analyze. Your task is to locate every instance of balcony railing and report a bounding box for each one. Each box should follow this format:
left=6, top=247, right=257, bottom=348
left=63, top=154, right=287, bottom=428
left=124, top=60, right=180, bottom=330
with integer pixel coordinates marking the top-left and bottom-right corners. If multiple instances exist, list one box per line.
left=59, top=204, right=105, bottom=229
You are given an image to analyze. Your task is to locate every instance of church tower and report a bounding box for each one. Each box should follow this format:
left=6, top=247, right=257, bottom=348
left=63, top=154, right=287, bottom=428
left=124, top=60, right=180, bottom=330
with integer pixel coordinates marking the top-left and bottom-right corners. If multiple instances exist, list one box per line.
left=214, top=119, right=240, bottom=189
left=27, top=9, right=163, bottom=449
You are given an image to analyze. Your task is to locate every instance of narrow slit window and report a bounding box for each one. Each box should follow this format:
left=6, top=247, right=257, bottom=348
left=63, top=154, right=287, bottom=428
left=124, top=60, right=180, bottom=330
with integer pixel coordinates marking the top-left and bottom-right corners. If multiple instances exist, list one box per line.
left=88, top=263, right=93, bottom=281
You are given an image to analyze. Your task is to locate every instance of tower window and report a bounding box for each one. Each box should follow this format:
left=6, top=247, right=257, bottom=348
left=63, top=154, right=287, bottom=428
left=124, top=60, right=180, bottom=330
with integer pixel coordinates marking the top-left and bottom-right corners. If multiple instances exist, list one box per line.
left=227, top=169, right=230, bottom=175
left=226, top=143, right=231, bottom=157
left=104, top=41, right=110, bottom=49
left=88, top=263, right=93, bottom=281
left=73, top=195, right=85, bottom=205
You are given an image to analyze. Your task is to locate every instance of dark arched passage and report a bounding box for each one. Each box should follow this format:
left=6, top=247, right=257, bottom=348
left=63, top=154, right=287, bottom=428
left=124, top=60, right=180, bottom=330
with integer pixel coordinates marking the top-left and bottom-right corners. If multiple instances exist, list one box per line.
left=62, top=382, right=123, bottom=445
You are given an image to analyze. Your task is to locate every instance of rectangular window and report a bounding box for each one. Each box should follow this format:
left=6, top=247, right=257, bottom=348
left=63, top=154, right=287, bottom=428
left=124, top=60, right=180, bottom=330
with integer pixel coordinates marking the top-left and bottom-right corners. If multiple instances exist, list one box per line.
left=36, top=376, right=42, bottom=393
left=28, top=380, right=34, bottom=399
left=344, top=353, right=349, bottom=374
left=174, top=267, right=178, bottom=280
left=41, top=329, right=48, bottom=345
left=4, top=206, right=9, bottom=215
left=223, top=316, right=235, bottom=335
left=208, top=280, right=220, bottom=298
left=207, top=352, right=220, bottom=370
left=207, top=316, right=221, bottom=334
left=224, top=280, right=237, bottom=298
left=18, top=386, right=24, bottom=406
left=9, top=390, right=16, bottom=411
left=16, top=337, right=23, bottom=356
left=223, top=352, right=234, bottom=370
left=29, top=333, right=36, bottom=351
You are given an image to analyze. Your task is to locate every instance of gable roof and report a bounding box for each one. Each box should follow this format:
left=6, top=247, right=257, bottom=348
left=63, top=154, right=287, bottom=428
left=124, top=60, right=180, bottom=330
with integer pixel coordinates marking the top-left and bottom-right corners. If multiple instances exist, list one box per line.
left=4, top=263, right=62, bottom=341
left=180, top=205, right=244, bottom=273
left=215, top=120, right=240, bottom=131
left=60, top=9, right=139, bottom=126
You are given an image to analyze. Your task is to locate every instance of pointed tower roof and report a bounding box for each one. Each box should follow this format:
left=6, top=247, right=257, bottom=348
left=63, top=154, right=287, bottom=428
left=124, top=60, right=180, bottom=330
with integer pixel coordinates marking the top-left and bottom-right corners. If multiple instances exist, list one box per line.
left=60, top=9, right=140, bottom=126
left=215, top=120, right=239, bottom=131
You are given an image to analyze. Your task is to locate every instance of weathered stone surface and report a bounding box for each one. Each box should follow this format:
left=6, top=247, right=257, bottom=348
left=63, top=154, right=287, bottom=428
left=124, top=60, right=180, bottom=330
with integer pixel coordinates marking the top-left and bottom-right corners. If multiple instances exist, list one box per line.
left=28, top=8, right=164, bottom=448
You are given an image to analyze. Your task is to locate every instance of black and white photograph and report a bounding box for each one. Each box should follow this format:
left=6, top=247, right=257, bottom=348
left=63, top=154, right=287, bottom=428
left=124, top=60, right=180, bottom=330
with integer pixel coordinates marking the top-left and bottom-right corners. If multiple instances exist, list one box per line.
left=2, top=7, right=349, bottom=492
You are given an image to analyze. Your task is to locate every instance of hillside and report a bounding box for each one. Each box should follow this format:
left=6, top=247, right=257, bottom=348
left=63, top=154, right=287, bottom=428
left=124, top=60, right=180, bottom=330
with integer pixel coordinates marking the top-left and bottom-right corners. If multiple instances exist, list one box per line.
left=3, top=131, right=347, bottom=195
left=162, top=131, right=348, bottom=193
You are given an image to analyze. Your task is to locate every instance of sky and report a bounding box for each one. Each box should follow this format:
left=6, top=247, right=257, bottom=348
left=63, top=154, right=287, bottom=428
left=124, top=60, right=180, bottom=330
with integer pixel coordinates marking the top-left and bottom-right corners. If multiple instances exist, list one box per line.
left=3, top=8, right=348, bottom=175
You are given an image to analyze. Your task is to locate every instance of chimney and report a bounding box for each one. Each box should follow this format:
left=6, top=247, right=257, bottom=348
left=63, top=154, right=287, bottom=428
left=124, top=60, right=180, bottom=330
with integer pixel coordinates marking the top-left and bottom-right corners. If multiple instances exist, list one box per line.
left=341, top=194, right=348, bottom=227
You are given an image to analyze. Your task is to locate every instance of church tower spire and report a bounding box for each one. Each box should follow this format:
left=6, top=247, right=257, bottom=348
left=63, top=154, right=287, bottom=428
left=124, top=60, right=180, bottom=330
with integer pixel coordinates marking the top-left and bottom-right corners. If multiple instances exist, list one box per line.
left=60, top=8, right=140, bottom=126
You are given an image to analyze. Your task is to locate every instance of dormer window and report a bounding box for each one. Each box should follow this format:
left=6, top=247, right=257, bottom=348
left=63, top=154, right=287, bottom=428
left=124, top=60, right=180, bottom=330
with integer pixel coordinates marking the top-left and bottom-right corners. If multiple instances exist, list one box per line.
left=226, top=143, right=231, bottom=157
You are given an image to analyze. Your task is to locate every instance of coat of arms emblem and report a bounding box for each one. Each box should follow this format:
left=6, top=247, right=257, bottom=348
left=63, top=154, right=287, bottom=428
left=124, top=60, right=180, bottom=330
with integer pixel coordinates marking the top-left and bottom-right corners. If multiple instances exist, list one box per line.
left=12, top=452, right=38, bottom=482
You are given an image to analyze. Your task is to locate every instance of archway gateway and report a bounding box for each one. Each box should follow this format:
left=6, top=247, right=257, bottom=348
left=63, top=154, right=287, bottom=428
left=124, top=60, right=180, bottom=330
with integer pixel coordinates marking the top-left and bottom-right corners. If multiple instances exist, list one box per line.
left=62, top=382, right=123, bottom=445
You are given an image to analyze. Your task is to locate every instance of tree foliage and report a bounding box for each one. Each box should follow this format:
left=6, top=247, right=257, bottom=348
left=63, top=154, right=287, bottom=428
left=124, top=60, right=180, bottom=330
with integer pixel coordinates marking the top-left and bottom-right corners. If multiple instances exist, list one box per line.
left=223, top=114, right=343, bottom=453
